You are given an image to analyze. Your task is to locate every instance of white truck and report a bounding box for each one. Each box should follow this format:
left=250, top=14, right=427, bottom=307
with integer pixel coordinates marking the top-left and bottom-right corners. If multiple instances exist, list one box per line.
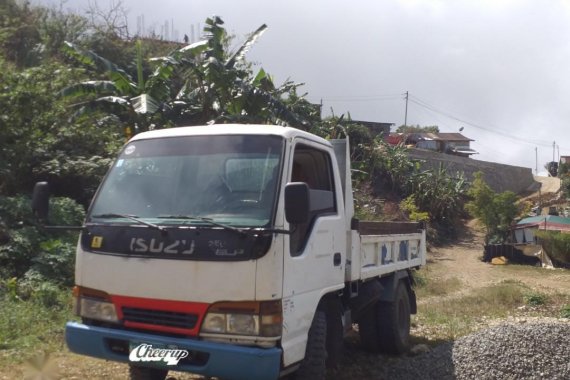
left=33, top=124, right=426, bottom=380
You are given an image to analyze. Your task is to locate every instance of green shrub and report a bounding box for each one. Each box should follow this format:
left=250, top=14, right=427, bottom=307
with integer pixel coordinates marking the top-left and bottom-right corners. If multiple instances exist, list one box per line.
left=0, top=195, right=83, bottom=283
left=561, top=304, right=570, bottom=319
left=524, top=292, right=547, bottom=307
left=400, top=195, right=429, bottom=223
left=31, top=239, right=76, bottom=286
left=412, top=270, right=428, bottom=288
left=535, top=230, right=570, bottom=265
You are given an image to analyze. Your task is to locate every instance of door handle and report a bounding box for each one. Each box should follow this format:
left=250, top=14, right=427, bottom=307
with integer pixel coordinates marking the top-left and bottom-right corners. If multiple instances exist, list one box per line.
left=333, top=252, right=341, bottom=266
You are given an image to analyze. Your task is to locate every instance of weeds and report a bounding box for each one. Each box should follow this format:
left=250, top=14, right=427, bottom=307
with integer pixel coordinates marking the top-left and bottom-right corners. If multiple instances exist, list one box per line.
left=561, top=305, right=570, bottom=319
left=524, top=292, right=548, bottom=307
left=413, top=269, right=462, bottom=298
left=0, top=279, right=73, bottom=365
left=415, top=280, right=528, bottom=341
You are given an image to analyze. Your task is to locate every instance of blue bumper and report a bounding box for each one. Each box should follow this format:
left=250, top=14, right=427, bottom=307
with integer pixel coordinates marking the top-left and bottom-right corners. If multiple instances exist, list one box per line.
left=65, top=322, right=282, bottom=380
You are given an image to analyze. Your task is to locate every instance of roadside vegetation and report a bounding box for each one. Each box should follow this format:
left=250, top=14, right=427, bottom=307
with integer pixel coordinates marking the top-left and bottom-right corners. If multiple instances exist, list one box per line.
left=465, top=172, right=522, bottom=244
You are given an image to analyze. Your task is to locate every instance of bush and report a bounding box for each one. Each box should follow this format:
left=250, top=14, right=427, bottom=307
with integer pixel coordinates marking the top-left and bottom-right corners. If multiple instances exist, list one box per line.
left=561, top=304, right=570, bottom=319
left=524, top=292, right=547, bottom=307
left=0, top=195, right=83, bottom=283
left=535, top=230, right=570, bottom=266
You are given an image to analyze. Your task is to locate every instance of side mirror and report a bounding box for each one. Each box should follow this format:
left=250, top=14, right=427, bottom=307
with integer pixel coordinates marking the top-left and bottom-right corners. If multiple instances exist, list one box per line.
left=284, top=182, right=310, bottom=224
left=32, top=182, right=50, bottom=221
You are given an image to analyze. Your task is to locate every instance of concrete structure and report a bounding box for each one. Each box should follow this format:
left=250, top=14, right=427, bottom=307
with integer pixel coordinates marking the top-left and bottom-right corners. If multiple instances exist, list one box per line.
left=407, top=148, right=536, bottom=194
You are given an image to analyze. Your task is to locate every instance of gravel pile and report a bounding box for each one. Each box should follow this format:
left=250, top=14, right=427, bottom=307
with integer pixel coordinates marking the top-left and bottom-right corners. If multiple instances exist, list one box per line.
left=383, top=318, right=570, bottom=380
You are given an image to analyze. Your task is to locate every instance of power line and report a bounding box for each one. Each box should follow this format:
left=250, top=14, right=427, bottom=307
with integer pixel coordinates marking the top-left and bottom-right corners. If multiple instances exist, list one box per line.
left=322, top=93, right=402, bottom=102
left=407, top=95, right=561, bottom=149
left=320, top=90, right=569, bottom=153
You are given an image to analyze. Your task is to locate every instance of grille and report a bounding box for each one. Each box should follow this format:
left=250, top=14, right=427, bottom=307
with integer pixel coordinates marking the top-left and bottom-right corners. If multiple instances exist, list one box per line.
left=122, top=307, right=199, bottom=329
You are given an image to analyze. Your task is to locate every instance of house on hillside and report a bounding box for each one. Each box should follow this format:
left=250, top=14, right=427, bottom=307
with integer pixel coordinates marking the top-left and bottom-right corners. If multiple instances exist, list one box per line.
left=389, top=132, right=478, bottom=157
left=437, top=133, right=477, bottom=157
left=512, top=215, right=570, bottom=244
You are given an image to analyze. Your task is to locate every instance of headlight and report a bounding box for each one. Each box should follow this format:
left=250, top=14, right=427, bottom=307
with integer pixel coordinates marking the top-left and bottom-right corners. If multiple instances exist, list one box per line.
left=229, top=314, right=258, bottom=335
left=202, top=312, right=259, bottom=335
left=202, top=313, right=227, bottom=333
left=73, top=286, right=119, bottom=323
left=201, top=301, right=281, bottom=337
left=78, top=297, right=119, bottom=322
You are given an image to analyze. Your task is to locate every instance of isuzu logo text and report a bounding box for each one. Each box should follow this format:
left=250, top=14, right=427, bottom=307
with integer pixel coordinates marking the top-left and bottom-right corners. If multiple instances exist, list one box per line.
left=129, top=343, right=189, bottom=365
left=129, top=238, right=195, bottom=254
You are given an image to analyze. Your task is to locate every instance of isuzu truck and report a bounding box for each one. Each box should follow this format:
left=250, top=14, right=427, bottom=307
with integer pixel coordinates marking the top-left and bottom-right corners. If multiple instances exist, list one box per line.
left=33, top=124, right=426, bottom=380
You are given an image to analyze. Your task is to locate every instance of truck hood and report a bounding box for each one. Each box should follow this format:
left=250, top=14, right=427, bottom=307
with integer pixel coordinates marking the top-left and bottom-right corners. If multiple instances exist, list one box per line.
left=76, top=248, right=257, bottom=303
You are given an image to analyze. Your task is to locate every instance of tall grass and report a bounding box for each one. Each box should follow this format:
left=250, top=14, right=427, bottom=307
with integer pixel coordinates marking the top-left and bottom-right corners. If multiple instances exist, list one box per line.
left=0, top=284, right=73, bottom=365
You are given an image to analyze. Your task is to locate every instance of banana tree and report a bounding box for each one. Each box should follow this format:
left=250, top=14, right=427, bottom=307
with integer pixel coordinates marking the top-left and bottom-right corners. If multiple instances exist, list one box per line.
left=156, top=16, right=308, bottom=127
left=61, top=16, right=310, bottom=135
left=60, top=38, right=207, bottom=134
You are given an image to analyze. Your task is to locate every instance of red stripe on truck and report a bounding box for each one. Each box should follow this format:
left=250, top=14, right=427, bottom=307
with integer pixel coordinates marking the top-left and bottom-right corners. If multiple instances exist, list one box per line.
left=111, top=294, right=210, bottom=336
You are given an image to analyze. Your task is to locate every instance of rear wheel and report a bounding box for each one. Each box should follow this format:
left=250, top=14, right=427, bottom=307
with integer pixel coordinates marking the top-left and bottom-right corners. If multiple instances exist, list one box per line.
left=358, top=281, right=411, bottom=354
left=129, top=365, right=168, bottom=380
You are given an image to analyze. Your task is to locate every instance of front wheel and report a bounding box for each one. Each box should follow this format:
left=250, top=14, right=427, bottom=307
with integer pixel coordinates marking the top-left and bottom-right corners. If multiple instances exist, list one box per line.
left=294, top=311, right=327, bottom=380
left=129, top=365, right=168, bottom=380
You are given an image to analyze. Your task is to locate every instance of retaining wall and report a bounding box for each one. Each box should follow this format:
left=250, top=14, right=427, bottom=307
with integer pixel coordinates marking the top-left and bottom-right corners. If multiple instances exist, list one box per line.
left=406, top=148, right=537, bottom=194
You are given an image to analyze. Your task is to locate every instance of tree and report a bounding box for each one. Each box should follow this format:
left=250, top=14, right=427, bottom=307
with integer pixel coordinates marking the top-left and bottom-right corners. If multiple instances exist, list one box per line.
left=465, top=172, right=519, bottom=243
left=0, top=59, right=122, bottom=202
left=395, top=124, right=440, bottom=134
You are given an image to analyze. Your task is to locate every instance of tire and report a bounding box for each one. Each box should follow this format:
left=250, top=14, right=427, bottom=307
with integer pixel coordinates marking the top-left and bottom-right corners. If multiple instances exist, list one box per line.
left=325, top=301, right=344, bottom=369
left=358, top=281, right=411, bottom=355
left=129, top=365, right=168, bottom=380
left=294, top=311, right=327, bottom=380
left=377, top=281, right=411, bottom=354
left=358, top=302, right=381, bottom=352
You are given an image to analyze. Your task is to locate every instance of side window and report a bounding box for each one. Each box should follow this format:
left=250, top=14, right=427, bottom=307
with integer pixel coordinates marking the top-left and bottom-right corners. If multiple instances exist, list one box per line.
left=289, top=144, right=336, bottom=255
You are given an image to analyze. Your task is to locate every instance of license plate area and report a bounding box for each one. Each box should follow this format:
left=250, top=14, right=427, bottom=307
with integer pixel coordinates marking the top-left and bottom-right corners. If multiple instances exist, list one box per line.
left=129, top=341, right=190, bottom=368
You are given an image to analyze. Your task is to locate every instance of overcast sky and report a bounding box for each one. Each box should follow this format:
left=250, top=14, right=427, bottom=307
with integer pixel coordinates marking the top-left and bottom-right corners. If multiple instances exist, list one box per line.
left=36, top=0, right=570, bottom=172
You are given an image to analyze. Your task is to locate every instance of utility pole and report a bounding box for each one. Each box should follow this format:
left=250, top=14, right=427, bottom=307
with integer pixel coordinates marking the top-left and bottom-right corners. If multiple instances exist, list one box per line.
left=404, top=91, right=409, bottom=127
left=535, top=147, right=538, bottom=175
left=553, top=141, right=556, bottom=162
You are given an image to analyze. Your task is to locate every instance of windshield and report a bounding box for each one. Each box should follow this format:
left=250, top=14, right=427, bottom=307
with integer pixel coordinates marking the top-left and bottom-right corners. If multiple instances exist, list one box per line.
left=88, top=134, right=283, bottom=228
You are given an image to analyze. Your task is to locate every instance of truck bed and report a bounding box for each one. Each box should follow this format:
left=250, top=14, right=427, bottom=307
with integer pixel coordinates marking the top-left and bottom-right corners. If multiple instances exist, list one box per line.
left=347, top=221, right=427, bottom=281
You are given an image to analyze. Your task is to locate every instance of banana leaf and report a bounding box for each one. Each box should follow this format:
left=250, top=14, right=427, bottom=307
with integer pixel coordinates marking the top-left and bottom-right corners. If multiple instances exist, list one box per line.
left=225, top=24, right=268, bottom=69
left=131, top=94, right=160, bottom=114
left=59, top=81, right=117, bottom=98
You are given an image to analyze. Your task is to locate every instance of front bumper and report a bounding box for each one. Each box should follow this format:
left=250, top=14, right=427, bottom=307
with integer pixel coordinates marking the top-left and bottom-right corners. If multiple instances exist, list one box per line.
left=65, top=322, right=282, bottom=380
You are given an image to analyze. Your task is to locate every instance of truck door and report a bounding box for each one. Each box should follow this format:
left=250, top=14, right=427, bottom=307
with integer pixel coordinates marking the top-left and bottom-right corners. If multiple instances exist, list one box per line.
left=281, top=140, right=346, bottom=366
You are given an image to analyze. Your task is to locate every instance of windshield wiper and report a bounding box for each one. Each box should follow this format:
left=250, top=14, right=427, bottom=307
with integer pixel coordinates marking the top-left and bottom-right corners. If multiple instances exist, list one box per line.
left=157, top=215, right=253, bottom=236
left=157, top=215, right=292, bottom=236
left=91, top=213, right=167, bottom=233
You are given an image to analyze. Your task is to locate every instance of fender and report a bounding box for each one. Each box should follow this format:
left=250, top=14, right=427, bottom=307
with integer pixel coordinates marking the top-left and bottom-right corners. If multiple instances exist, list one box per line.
left=378, top=270, right=417, bottom=314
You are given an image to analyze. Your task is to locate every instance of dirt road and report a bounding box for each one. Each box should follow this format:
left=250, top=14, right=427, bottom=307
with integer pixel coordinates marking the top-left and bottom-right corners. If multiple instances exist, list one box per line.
left=425, top=220, right=570, bottom=294
left=533, top=175, right=561, bottom=194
